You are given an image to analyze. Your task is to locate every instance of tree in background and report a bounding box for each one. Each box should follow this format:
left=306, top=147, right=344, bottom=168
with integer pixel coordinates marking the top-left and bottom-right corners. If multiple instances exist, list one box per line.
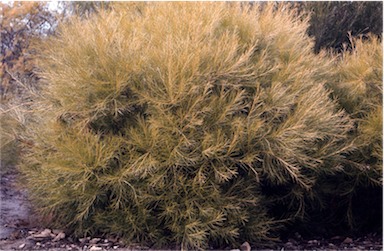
left=0, top=2, right=59, bottom=170
left=0, top=1, right=106, bottom=170
left=0, top=2, right=57, bottom=98
left=324, top=35, right=382, bottom=234
left=0, top=1, right=109, bottom=99
left=65, top=1, right=110, bottom=17
left=301, top=2, right=382, bottom=53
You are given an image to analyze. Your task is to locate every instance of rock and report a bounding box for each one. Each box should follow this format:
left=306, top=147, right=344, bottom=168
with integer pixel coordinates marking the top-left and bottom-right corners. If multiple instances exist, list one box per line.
left=9, top=230, right=22, bottom=240
left=41, top=228, right=52, bottom=235
left=285, top=241, right=293, bottom=247
left=240, top=241, right=251, bottom=251
left=52, top=229, right=64, bottom=235
left=308, top=240, right=319, bottom=245
left=90, top=238, right=101, bottom=244
left=331, top=236, right=342, bottom=240
left=53, top=232, right=66, bottom=242
left=343, top=237, right=353, bottom=244
left=108, top=236, right=119, bottom=243
left=28, top=228, right=54, bottom=240
left=79, top=237, right=90, bottom=243
left=18, top=243, right=25, bottom=249
left=90, top=246, right=103, bottom=251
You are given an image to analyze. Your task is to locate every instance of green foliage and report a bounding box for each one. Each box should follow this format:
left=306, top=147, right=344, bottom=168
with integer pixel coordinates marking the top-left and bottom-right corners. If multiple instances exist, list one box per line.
left=20, top=3, right=355, bottom=249
left=302, top=2, right=383, bottom=53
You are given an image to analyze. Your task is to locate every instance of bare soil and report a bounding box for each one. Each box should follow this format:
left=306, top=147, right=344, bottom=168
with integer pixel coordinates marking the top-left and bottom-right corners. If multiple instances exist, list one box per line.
left=0, top=171, right=32, bottom=239
left=0, top=171, right=382, bottom=251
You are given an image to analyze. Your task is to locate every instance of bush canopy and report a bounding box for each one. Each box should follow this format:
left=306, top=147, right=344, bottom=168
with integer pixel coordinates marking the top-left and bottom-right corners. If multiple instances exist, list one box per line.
left=15, top=2, right=380, bottom=249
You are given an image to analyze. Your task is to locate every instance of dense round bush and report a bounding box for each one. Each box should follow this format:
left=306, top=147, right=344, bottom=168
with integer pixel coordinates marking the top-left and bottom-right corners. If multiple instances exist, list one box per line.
left=332, top=35, right=382, bottom=166
left=21, top=3, right=354, bottom=249
left=316, top=35, right=382, bottom=233
left=277, top=35, right=383, bottom=237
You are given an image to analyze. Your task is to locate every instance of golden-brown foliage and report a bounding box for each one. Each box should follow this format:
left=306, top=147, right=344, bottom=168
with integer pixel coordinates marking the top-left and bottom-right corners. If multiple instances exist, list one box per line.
left=19, top=2, right=356, bottom=249
left=331, top=35, right=382, bottom=170
left=317, top=35, right=382, bottom=231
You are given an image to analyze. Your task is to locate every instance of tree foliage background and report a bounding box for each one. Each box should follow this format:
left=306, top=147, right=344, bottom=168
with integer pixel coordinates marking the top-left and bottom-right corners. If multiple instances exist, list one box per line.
left=0, top=2, right=57, bottom=97
left=0, top=1, right=107, bottom=171
left=0, top=2, right=59, bottom=170
left=302, top=1, right=383, bottom=53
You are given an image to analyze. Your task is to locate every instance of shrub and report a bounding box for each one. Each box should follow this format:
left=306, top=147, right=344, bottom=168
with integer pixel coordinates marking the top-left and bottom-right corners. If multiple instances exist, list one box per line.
left=0, top=109, right=20, bottom=172
left=280, top=35, right=383, bottom=237
left=314, top=35, right=382, bottom=234
left=21, top=3, right=352, bottom=249
left=332, top=35, right=382, bottom=185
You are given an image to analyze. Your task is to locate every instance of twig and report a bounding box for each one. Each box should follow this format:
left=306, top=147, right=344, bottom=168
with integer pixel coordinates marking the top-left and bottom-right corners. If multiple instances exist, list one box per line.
left=5, top=69, right=41, bottom=98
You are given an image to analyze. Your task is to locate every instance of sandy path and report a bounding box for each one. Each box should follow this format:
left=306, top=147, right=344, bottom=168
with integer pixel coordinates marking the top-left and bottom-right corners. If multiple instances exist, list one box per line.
left=0, top=171, right=32, bottom=240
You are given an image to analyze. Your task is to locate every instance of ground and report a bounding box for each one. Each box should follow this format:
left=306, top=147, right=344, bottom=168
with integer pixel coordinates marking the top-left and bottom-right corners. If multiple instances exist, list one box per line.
left=0, top=171, right=382, bottom=251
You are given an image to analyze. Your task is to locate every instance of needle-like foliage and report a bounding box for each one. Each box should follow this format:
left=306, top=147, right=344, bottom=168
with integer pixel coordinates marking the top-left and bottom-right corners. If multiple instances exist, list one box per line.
left=333, top=36, right=382, bottom=167
left=312, top=35, right=382, bottom=233
left=20, top=3, right=354, bottom=249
